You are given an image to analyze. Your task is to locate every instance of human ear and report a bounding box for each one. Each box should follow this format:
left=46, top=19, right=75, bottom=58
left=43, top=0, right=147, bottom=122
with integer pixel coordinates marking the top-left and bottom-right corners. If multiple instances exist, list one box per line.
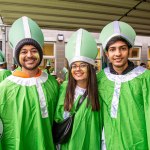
left=105, top=52, right=109, bottom=58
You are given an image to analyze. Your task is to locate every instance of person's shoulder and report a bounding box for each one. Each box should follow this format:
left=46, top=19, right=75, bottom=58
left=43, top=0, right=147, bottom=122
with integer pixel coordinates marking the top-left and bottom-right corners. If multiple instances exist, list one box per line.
left=0, top=76, right=14, bottom=91
left=4, top=69, right=12, bottom=75
left=131, top=66, right=150, bottom=80
left=60, top=80, right=68, bottom=88
left=45, top=73, right=58, bottom=86
left=96, top=68, right=106, bottom=82
left=142, top=68, right=150, bottom=77
left=5, top=69, right=12, bottom=73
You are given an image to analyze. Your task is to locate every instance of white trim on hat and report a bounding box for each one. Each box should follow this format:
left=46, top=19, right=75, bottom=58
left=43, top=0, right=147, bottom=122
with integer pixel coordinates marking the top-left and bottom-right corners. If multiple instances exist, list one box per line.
left=103, top=33, right=133, bottom=50
left=22, top=16, right=31, bottom=38
left=69, top=56, right=95, bottom=66
left=0, top=62, right=6, bottom=65
left=75, top=29, right=83, bottom=56
left=114, top=21, right=120, bottom=34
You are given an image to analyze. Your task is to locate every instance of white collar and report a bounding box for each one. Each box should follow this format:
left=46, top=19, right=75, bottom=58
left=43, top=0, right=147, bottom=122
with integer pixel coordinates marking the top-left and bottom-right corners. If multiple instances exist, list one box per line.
left=7, top=72, right=48, bottom=86
left=104, top=66, right=146, bottom=83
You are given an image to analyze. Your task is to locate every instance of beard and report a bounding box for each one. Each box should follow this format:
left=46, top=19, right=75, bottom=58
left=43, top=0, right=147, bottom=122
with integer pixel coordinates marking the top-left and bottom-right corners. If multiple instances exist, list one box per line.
left=21, top=63, right=39, bottom=70
left=21, top=58, right=40, bottom=71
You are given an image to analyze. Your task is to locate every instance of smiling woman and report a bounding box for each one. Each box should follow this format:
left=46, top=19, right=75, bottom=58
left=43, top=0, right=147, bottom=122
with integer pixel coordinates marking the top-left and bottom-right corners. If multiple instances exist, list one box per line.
left=54, top=28, right=102, bottom=150
left=71, top=61, right=89, bottom=86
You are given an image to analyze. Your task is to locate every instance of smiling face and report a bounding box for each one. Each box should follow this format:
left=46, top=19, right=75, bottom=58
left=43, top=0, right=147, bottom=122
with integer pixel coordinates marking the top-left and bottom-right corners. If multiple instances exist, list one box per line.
left=19, top=45, right=40, bottom=71
left=71, top=61, right=89, bottom=86
left=106, top=40, right=130, bottom=72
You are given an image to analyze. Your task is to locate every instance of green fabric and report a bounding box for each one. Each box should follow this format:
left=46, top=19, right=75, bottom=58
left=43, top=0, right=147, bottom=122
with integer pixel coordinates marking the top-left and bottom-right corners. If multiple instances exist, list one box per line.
left=0, top=69, right=11, bottom=83
left=65, top=28, right=98, bottom=66
left=54, top=81, right=102, bottom=150
left=64, top=72, right=68, bottom=81
left=97, top=69, right=150, bottom=149
left=0, top=74, right=59, bottom=150
left=46, top=59, right=51, bottom=66
left=15, top=66, right=21, bottom=71
left=43, top=69, right=50, bottom=75
left=43, top=68, right=54, bottom=75
left=0, top=51, right=5, bottom=65
left=9, top=16, right=44, bottom=50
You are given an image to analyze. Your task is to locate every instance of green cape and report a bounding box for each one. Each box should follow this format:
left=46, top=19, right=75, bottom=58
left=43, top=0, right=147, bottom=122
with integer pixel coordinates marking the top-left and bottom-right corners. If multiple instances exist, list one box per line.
left=97, top=66, right=150, bottom=149
left=0, top=72, right=59, bottom=150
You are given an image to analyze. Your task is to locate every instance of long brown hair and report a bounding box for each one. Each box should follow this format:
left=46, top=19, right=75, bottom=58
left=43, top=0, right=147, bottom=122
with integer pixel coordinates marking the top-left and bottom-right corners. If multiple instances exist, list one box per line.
left=64, top=63, right=100, bottom=112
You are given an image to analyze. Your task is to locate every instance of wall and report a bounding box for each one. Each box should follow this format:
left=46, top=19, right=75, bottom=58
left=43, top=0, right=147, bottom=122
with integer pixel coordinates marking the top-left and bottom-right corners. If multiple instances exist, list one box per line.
left=1, top=28, right=150, bottom=76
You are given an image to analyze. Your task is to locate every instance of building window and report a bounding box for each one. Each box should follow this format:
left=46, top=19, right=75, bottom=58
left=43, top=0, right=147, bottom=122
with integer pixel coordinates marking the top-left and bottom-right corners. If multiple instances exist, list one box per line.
left=40, top=42, right=56, bottom=74
left=147, top=47, right=150, bottom=69
left=129, top=46, right=141, bottom=66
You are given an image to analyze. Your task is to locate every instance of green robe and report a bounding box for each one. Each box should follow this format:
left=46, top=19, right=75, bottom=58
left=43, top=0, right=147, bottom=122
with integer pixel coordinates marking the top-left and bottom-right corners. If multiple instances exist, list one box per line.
left=0, top=72, right=59, bottom=150
left=0, top=69, right=11, bottom=82
left=54, top=81, right=102, bottom=150
left=97, top=66, right=150, bottom=150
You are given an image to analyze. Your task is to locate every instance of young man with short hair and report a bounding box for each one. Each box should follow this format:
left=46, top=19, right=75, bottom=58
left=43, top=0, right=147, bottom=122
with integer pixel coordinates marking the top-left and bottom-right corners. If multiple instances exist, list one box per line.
left=97, top=21, right=150, bottom=149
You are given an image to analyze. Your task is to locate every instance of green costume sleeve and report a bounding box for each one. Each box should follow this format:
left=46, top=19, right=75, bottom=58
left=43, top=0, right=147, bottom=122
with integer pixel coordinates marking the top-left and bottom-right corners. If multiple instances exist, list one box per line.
left=54, top=81, right=68, bottom=122
left=142, top=70, right=150, bottom=148
left=0, top=70, right=12, bottom=82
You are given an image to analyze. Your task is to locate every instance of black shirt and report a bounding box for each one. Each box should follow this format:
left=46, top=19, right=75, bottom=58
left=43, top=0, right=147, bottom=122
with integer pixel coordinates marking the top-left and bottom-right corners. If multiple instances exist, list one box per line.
left=109, top=60, right=135, bottom=75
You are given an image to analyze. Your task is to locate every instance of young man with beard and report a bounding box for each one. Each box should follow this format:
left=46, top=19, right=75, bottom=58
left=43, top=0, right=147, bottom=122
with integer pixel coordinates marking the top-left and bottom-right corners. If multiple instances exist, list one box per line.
left=97, top=21, right=150, bottom=149
left=0, top=16, right=59, bottom=150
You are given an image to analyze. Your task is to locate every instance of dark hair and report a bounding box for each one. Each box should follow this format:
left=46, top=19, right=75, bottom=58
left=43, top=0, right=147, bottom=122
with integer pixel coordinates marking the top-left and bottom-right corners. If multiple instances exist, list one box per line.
left=105, top=36, right=132, bottom=51
left=140, top=63, right=146, bottom=66
left=0, top=64, right=4, bottom=67
left=64, top=63, right=100, bottom=111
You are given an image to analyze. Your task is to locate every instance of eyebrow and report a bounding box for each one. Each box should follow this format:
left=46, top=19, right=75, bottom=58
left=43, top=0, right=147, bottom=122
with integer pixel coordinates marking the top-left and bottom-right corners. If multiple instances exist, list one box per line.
left=72, top=62, right=87, bottom=65
left=21, top=47, right=37, bottom=51
left=109, top=44, right=127, bottom=48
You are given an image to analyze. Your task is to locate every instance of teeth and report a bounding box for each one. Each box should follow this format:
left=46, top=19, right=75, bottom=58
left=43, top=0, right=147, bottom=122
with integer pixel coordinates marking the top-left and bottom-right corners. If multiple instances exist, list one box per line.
left=75, top=74, right=82, bottom=77
left=115, top=59, right=121, bottom=61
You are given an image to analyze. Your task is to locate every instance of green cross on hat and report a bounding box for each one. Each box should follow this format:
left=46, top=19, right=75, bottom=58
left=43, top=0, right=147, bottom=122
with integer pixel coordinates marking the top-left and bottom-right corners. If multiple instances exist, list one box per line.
left=99, top=21, right=136, bottom=51
left=65, top=28, right=98, bottom=66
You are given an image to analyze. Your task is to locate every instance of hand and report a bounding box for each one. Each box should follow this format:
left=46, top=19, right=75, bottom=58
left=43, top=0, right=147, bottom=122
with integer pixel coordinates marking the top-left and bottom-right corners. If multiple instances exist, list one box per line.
left=56, top=77, right=63, bottom=84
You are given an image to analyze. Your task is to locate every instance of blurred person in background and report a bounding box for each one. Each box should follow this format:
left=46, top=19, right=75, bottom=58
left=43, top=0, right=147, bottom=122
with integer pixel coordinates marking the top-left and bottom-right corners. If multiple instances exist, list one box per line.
left=0, top=50, right=11, bottom=82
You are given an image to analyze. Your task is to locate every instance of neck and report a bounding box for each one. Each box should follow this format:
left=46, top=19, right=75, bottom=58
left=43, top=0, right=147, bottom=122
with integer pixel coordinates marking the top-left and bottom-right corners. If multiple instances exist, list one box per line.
left=113, top=63, right=128, bottom=75
left=22, top=67, right=39, bottom=77
left=77, top=79, right=87, bottom=89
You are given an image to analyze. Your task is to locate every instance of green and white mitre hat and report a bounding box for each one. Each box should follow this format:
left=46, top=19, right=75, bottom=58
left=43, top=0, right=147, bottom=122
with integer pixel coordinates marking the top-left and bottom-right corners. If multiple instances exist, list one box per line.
left=12, top=57, right=17, bottom=65
left=0, top=50, right=6, bottom=65
left=99, top=21, right=136, bottom=51
left=46, top=59, right=51, bottom=66
left=65, top=28, right=98, bottom=66
left=9, top=16, right=44, bottom=66
left=62, top=67, right=68, bottom=74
